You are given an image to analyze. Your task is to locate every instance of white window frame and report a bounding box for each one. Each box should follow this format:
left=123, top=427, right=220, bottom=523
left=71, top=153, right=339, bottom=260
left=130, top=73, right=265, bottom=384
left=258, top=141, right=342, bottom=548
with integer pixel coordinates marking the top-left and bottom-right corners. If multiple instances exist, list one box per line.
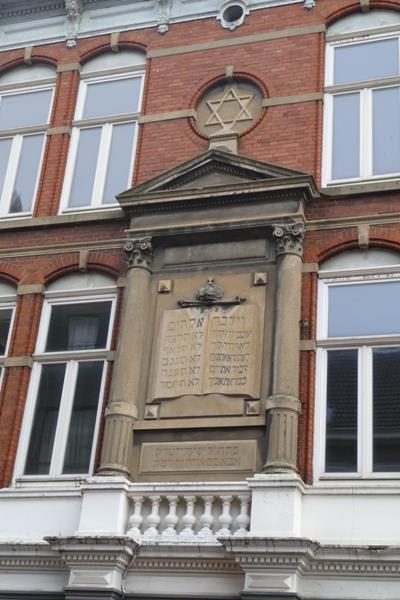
left=322, top=31, right=400, bottom=186
left=14, top=289, right=117, bottom=481
left=60, top=68, right=144, bottom=213
left=0, top=299, right=17, bottom=389
left=315, top=271, right=400, bottom=481
left=0, top=82, right=55, bottom=218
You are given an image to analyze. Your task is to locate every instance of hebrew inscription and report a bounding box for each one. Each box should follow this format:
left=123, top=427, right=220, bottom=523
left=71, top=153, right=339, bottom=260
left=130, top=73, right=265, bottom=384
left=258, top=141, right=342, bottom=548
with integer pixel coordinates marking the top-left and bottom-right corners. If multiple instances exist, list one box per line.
left=153, top=304, right=259, bottom=399
left=140, top=440, right=257, bottom=473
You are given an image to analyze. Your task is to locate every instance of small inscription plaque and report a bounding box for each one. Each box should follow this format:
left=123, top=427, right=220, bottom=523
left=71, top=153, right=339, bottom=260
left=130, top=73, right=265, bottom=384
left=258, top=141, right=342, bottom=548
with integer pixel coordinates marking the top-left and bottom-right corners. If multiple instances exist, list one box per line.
left=139, top=440, right=257, bottom=473
left=153, top=304, right=259, bottom=399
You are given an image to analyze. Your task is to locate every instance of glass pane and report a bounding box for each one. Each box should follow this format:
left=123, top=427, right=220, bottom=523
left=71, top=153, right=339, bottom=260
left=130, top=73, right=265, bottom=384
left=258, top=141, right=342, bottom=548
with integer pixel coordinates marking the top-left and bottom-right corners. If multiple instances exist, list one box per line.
left=326, top=350, right=358, bottom=473
left=83, top=78, right=142, bottom=119
left=373, top=348, right=400, bottom=472
left=0, top=138, right=12, bottom=198
left=45, top=301, right=112, bottom=352
left=328, top=281, right=400, bottom=337
left=9, top=134, right=44, bottom=214
left=0, top=89, right=53, bottom=130
left=373, top=87, right=400, bottom=175
left=63, top=361, right=103, bottom=474
left=102, top=122, right=135, bottom=204
left=0, top=308, right=12, bottom=355
left=334, top=39, right=399, bottom=85
left=24, top=364, right=66, bottom=475
left=68, top=128, right=101, bottom=208
left=332, top=94, right=360, bottom=180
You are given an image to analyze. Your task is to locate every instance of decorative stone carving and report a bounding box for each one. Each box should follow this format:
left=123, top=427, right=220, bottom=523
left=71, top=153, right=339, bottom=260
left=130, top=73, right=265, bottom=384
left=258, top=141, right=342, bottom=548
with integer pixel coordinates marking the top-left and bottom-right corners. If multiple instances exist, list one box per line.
left=124, top=237, right=153, bottom=270
left=156, top=0, right=172, bottom=34
left=196, top=80, right=263, bottom=137
left=273, top=223, right=304, bottom=257
left=178, top=277, right=245, bottom=307
left=65, top=0, right=83, bottom=48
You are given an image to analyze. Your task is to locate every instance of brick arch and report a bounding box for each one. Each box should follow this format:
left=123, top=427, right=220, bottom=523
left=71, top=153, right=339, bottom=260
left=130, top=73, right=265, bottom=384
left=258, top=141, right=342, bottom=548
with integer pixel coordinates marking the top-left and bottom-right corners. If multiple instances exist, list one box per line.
left=0, top=56, right=57, bottom=78
left=324, top=1, right=400, bottom=28
left=79, top=41, right=147, bottom=65
left=44, top=263, right=119, bottom=288
left=318, top=239, right=400, bottom=265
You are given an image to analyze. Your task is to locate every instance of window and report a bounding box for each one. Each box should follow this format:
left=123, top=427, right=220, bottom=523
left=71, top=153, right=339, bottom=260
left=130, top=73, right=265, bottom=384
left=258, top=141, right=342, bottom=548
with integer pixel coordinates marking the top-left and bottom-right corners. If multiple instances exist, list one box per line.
left=14, top=273, right=116, bottom=479
left=0, top=65, right=55, bottom=216
left=323, top=11, right=400, bottom=185
left=315, top=249, right=400, bottom=479
left=0, top=280, right=17, bottom=384
left=61, top=51, right=145, bottom=211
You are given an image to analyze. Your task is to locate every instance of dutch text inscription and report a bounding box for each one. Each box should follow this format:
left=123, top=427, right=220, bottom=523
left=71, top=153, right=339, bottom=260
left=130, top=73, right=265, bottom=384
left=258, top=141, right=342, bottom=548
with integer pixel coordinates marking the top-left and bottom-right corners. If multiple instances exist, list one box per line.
left=153, top=304, right=259, bottom=399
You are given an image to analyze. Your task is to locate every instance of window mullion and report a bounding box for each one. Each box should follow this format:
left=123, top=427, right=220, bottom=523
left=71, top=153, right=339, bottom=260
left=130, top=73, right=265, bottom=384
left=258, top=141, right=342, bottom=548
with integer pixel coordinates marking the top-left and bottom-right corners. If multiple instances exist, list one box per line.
left=49, top=360, right=77, bottom=476
left=361, top=346, right=373, bottom=476
left=91, top=124, right=112, bottom=207
left=364, top=88, right=372, bottom=178
left=1, top=135, right=22, bottom=216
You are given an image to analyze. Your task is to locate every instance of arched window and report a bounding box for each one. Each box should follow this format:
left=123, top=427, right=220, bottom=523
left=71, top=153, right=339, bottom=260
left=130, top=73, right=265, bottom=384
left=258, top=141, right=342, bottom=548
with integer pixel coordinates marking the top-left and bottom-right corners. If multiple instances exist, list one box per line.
left=315, top=249, right=400, bottom=479
left=61, top=50, right=146, bottom=212
left=0, top=280, right=17, bottom=384
left=323, top=10, right=400, bottom=185
left=0, top=64, right=56, bottom=216
left=14, top=272, right=117, bottom=479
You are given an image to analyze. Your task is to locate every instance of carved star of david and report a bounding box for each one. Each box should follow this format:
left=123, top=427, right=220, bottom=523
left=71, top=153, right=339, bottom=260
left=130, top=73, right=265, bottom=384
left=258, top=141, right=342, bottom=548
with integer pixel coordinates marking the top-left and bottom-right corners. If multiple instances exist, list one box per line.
left=205, top=87, right=254, bottom=130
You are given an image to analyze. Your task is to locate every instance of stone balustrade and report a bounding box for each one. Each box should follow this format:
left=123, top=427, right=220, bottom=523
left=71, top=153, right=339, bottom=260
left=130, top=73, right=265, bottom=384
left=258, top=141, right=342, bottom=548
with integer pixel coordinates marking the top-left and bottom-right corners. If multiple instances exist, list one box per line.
left=126, top=483, right=251, bottom=541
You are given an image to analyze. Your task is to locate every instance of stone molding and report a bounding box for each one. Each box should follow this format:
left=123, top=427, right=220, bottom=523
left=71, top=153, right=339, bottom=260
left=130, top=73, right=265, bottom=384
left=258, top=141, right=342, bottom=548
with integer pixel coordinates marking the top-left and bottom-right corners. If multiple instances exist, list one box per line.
left=273, top=223, right=304, bottom=257
left=221, top=536, right=400, bottom=578
left=265, top=393, right=301, bottom=413
left=44, top=535, right=138, bottom=572
left=124, top=237, right=153, bottom=270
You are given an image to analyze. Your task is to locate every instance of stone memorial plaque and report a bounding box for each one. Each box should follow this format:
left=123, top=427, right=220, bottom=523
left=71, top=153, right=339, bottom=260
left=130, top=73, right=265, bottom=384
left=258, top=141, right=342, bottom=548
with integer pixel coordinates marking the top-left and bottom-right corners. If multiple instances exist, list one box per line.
left=139, top=440, right=257, bottom=473
left=153, top=304, right=259, bottom=400
left=205, top=304, right=258, bottom=397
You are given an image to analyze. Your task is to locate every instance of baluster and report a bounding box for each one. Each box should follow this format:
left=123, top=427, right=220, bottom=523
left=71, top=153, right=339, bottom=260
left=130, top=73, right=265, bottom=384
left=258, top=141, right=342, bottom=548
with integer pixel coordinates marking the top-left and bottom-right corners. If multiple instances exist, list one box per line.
left=144, top=495, right=161, bottom=537
left=198, top=495, right=214, bottom=538
left=216, top=495, right=233, bottom=536
left=162, top=495, right=179, bottom=538
left=234, top=495, right=251, bottom=536
left=179, top=495, right=196, bottom=538
left=127, top=495, right=144, bottom=538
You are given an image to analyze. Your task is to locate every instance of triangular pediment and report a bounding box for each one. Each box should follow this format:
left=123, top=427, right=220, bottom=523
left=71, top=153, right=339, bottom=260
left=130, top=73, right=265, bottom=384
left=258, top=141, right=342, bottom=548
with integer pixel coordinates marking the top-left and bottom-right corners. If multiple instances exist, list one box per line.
left=118, top=149, right=310, bottom=199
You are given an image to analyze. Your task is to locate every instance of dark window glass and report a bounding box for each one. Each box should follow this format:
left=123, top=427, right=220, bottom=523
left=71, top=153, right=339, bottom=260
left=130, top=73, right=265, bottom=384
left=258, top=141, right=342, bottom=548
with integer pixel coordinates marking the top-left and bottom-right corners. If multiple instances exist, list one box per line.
left=326, top=350, right=358, bottom=472
left=63, top=361, right=103, bottom=474
left=45, top=301, right=112, bottom=352
left=373, top=348, right=400, bottom=471
left=24, top=364, right=66, bottom=475
left=0, top=308, right=12, bottom=355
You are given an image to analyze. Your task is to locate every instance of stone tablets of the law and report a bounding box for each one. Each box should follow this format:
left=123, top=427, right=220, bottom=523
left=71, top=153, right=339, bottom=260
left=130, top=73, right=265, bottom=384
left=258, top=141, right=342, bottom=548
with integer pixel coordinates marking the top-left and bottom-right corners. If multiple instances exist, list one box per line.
left=140, top=440, right=257, bottom=473
left=153, top=304, right=259, bottom=400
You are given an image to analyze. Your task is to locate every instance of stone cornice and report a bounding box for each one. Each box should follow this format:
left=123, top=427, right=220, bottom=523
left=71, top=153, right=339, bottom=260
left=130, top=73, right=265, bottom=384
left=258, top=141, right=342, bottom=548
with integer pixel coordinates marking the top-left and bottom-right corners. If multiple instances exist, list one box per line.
left=220, top=536, right=400, bottom=578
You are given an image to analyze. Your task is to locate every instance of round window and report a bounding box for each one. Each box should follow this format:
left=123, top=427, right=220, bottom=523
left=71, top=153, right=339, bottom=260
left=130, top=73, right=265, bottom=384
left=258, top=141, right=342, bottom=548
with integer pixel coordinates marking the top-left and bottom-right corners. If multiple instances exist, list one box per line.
left=218, top=1, right=248, bottom=30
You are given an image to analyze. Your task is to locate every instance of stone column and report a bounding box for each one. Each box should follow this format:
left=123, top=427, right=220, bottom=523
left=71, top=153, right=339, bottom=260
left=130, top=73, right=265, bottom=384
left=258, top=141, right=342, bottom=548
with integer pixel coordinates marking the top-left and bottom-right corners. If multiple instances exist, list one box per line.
left=98, top=237, right=153, bottom=477
left=264, top=223, right=304, bottom=472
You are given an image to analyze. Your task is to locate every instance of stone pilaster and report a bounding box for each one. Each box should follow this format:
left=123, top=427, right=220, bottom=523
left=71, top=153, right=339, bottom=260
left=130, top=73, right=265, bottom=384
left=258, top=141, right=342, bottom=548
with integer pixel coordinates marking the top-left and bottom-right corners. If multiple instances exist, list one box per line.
left=264, top=224, right=304, bottom=472
left=98, top=237, right=153, bottom=477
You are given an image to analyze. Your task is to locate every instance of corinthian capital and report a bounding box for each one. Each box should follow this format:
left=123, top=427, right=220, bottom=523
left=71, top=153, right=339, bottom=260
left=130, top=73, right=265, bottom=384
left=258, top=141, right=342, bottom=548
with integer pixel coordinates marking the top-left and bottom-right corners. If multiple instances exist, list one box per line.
left=124, top=237, right=153, bottom=270
left=273, top=223, right=304, bottom=258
